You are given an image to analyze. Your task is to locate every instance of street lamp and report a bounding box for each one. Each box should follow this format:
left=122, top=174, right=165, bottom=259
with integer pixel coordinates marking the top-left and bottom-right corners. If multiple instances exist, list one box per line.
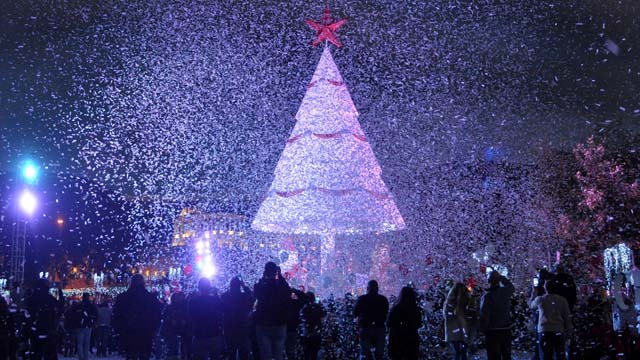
left=19, top=189, right=38, bottom=216
left=11, top=160, right=42, bottom=286
left=21, top=161, right=39, bottom=184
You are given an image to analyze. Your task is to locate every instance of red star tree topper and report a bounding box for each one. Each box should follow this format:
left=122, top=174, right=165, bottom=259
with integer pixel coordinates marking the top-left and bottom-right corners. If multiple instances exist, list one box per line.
left=306, top=7, right=346, bottom=47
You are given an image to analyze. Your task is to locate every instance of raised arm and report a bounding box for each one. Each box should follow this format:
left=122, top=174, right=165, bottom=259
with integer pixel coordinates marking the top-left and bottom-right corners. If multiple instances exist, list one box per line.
left=501, top=276, right=515, bottom=295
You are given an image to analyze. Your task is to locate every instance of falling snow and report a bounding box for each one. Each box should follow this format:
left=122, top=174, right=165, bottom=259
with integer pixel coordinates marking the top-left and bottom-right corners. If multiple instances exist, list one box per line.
left=0, top=0, right=639, bottom=356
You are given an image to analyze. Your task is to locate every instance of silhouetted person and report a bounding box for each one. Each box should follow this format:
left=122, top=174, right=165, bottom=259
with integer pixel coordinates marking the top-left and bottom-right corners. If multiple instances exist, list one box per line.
left=528, top=281, right=545, bottom=360
left=530, top=279, right=572, bottom=360
left=222, top=276, right=254, bottom=360
left=113, top=274, right=161, bottom=360
left=162, top=292, right=189, bottom=360
left=0, top=296, right=16, bottom=360
left=479, top=271, right=515, bottom=360
left=66, top=293, right=97, bottom=360
left=552, top=264, right=576, bottom=359
left=388, top=286, right=422, bottom=360
left=300, top=292, right=326, bottom=360
left=285, top=288, right=306, bottom=360
left=188, top=278, right=224, bottom=360
left=95, top=300, right=112, bottom=357
left=254, top=262, right=291, bottom=360
left=25, top=279, right=63, bottom=360
left=444, top=283, right=470, bottom=360
left=552, top=265, right=576, bottom=311
left=354, top=280, right=389, bottom=360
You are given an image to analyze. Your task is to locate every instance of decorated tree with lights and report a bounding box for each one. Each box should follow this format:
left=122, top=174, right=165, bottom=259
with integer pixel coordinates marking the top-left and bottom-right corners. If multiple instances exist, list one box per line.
left=252, top=8, right=405, bottom=274
left=555, top=136, right=640, bottom=279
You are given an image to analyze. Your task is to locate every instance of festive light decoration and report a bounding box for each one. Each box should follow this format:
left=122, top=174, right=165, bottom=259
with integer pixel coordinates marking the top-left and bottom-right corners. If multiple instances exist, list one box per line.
left=252, top=46, right=405, bottom=235
left=603, top=242, right=633, bottom=286
left=60, top=286, right=127, bottom=297
left=305, top=7, right=346, bottom=48
left=253, top=14, right=404, bottom=281
left=194, top=238, right=217, bottom=278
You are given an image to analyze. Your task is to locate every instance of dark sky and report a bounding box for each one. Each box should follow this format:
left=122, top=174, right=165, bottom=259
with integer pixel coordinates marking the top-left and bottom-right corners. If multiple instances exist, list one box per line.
left=1, top=1, right=638, bottom=172
left=0, top=0, right=639, bottom=275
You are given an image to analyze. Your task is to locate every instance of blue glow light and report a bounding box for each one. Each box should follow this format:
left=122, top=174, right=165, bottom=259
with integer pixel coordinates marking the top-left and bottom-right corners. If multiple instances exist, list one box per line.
left=21, top=161, right=39, bottom=183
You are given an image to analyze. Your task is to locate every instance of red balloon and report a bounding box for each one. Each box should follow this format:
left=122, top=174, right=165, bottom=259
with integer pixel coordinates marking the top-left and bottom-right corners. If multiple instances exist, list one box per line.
left=398, top=264, right=409, bottom=276
left=184, top=265, right=193, bottom=275
left=466, top=277, right=476, bottom=290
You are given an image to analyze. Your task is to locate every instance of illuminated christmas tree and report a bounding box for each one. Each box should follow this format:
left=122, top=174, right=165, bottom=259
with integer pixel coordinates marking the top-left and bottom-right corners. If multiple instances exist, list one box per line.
left=252, top=8, right=405, bottom=272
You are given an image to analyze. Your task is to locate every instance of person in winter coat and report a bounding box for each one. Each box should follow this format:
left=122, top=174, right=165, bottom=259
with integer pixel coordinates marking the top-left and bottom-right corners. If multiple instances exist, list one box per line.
left=285, top=287, right=306, bottom=360
left=162, top=292, right=189, bottom=360
left=95, top=300, right=112, bottom=357
left=388, top=286, right=423, bottom=360
left=443, top=283, right=470, bottom=360
left=188, top=278, right=224, bottom=360
left=299, top=292, right=326, bottom=360
left=529, top=279, right=572, bottom=360
left=551, top=265, right=576, bottom=311
left=113, top=274, right=162, bottom=360
left=479, top=271, right=515, bottom=360
left=253, top=262, right=291, bottom=360
left=551, top=264, right=577, bottom=359
left=354, top=280, right=389, bottom=360
left=221, top=277, right=254, bottom=360
left=66, top=293, right=98, bottom=360
left=25, top=279, right=64, bottom=360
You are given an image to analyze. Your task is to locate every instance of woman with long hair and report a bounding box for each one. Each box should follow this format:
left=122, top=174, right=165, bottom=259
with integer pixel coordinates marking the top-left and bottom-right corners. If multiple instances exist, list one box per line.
left=387, top=286, right=423, bottom=360
left=444, top=283, right=471, bottom=360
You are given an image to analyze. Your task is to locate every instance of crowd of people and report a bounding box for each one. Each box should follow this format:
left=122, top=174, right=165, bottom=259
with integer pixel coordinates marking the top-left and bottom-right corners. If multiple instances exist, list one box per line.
left=0, top=261, right=637, bottom=360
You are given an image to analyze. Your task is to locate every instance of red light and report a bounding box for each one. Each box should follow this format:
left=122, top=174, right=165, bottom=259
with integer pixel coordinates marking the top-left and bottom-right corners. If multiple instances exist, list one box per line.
left=56, top=217, right=64, bottom=226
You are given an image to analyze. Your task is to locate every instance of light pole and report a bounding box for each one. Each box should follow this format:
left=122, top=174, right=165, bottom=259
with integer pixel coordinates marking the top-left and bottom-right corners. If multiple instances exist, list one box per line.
left=10, top=190, right=37, bottom=285
left=10, top=160, right=40, bottom=285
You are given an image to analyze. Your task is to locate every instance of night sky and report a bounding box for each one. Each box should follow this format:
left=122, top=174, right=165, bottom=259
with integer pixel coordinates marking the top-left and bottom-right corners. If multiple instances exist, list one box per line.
left=1, top=0, right=639, bottom=281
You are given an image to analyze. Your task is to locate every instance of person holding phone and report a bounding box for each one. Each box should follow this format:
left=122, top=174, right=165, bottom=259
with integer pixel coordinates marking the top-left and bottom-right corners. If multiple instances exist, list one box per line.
left=222, top=276, right=254, bottom=360
left=300, top=292, right=326, bottom=360
left=254, top=262, right=291, bottom=360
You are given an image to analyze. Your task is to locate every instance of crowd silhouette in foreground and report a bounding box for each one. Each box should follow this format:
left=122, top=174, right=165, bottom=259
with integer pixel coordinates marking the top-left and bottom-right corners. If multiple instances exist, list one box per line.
left=0, top=261, right=638, bottom=360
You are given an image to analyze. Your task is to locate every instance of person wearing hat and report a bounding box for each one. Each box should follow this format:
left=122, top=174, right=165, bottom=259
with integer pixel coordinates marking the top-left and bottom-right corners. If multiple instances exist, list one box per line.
left=253, top=261, right=291, bottom=360
left=479, top=271, right=515, bottom=360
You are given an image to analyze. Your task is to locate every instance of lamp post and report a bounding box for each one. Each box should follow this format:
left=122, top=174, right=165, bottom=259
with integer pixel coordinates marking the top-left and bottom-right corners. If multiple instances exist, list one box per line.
left=10, top=160, right=40, bottom=285
left=10, top=190, right=38, bottom=285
